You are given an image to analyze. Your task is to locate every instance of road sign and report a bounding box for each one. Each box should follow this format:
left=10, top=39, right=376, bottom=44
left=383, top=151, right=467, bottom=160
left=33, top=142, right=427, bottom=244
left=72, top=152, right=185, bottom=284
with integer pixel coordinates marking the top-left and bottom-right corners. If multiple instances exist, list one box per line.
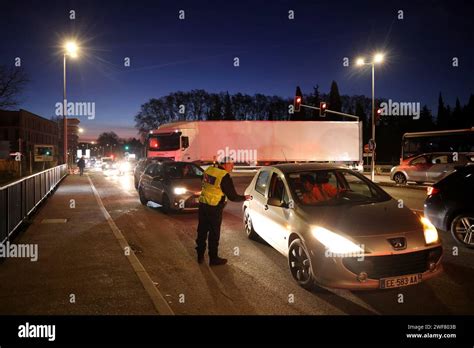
left=34, top=145, right=54, bottom=162
left=364, top=144, right=370, bottom=153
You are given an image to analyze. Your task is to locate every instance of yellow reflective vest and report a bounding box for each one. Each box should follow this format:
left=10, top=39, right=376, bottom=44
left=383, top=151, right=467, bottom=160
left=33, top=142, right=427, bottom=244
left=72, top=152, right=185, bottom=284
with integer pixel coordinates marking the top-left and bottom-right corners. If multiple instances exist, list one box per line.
left=199, top=166, right=228, bottom=206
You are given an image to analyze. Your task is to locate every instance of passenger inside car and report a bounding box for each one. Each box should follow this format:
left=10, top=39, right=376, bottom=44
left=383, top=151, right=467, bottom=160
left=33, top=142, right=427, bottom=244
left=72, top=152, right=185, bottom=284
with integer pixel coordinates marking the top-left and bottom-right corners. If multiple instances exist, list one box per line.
left=301, top=173, right=340, bottom=204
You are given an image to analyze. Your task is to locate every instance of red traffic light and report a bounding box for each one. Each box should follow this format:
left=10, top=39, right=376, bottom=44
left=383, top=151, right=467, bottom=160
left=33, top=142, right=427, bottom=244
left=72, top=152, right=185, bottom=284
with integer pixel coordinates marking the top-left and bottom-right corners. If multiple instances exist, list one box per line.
left=319, top=102, right=327, bottom=117
left=375, top=108, right=383, bottom=123
left=294, top=96, right=302, bottom=112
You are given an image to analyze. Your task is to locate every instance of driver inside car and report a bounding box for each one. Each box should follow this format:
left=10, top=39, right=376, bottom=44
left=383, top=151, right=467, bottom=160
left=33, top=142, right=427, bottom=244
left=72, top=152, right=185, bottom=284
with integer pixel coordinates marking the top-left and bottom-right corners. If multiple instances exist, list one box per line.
left=301, top=173, right=341, bottom=204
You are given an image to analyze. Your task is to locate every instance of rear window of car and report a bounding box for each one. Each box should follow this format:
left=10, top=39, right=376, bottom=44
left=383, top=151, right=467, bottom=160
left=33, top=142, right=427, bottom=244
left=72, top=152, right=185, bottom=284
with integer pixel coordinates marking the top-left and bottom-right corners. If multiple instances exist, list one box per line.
left=438, top=166, right=474, bottom=187
left=255, top=171, right=270, bottom=195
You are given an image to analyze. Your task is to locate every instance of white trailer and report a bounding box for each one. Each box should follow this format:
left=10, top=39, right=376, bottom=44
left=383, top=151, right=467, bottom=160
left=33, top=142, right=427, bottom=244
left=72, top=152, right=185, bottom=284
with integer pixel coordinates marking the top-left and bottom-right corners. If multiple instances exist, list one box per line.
left=146, top=120, right=362, bottom=167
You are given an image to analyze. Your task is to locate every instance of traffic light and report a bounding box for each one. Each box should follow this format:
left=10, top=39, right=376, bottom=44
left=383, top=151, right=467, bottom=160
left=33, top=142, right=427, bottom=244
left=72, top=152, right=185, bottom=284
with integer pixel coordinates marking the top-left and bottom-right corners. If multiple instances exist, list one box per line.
left=294, top=86, right=303, bottom=113
left=319, top=102, right=327, bottom=117
left=294, top=96, right=302, bottom=112
left=125, top=145, right=129, bottom=151
left=375, top=107, right=383, bottom=124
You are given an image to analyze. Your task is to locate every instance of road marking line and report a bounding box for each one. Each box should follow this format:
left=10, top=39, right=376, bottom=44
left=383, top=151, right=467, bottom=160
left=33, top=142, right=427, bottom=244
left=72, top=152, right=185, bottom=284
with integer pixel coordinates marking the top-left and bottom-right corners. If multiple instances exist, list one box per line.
left=206, top=267, right=235, bottom=302
left=87, top=176, right=174, bottom=315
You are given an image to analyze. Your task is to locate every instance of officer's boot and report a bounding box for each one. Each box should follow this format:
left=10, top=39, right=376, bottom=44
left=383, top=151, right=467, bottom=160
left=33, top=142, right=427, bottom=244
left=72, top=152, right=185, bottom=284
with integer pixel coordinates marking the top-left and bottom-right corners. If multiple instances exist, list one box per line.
left=196, top=247, right=205, bottom=264
left=209, top=256, right=227, bottom=266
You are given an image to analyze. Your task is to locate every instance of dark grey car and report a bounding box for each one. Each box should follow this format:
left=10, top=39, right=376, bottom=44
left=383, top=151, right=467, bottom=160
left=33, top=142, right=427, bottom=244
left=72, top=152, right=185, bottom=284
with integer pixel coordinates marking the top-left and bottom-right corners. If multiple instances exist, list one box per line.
left=133, top=157, right=172, bottom=189
left=138, top=161, right=204, bottom=213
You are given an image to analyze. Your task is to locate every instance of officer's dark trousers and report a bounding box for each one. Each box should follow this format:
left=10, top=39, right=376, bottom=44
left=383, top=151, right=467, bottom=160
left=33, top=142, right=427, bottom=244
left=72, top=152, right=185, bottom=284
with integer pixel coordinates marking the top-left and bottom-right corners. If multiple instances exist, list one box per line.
left=196, top=202, right=223, bottom=259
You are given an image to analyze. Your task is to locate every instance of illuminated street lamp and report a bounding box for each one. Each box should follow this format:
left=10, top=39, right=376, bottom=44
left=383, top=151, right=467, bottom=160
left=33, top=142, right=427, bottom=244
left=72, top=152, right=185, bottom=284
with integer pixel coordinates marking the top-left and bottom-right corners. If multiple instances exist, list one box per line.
left=355, top=52, right=384, bottom=181
left=63, top=40, right=79, bottom=165
left=78, top=128, right=84, bottom=134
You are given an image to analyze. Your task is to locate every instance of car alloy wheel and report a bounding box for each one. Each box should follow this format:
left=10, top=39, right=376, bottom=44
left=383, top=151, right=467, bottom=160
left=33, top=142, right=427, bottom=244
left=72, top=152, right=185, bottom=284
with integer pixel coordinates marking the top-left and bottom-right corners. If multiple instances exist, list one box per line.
left=394, top=172, right=407, bottom=184
left=244, top=209, right=258, bottom=240
left=288, top=239, right=315, bottom=290
left=451, top=214, right=474, bottom=248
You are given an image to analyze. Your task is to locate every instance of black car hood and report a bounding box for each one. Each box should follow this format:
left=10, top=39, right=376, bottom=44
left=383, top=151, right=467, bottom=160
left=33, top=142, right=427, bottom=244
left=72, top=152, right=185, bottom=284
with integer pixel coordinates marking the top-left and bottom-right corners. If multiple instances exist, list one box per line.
left=297, top=199, right=422, bottom=237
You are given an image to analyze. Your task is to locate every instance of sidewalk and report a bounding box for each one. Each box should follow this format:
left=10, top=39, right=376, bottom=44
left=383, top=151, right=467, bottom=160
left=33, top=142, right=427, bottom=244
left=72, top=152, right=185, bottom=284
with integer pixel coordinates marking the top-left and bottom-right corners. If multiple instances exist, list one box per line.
left=0, top=174, right=159, bottom=315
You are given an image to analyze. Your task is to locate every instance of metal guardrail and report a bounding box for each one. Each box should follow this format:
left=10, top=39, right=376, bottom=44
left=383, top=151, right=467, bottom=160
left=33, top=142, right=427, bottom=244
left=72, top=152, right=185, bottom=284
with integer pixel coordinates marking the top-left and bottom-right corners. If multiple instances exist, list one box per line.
left=0, top=164, right=68, bottom=245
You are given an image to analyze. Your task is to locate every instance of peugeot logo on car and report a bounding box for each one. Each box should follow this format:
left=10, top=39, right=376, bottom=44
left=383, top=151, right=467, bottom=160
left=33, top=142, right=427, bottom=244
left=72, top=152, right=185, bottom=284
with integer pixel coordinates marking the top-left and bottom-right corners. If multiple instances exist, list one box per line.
left=388, top=237, right=406, bottom=250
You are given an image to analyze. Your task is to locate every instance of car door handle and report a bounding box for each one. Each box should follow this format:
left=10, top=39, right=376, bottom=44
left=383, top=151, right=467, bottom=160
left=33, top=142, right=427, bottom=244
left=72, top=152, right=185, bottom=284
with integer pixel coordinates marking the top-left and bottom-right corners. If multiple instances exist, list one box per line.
left=264, top=204, right=269, bottom=210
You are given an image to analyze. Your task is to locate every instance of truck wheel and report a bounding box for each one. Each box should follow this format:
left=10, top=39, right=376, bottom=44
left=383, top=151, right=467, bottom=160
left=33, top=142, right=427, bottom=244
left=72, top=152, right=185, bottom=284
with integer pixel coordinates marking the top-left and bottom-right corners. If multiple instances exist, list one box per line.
left=450, top=214, right=474, bottom=248
left=393, top=172, right=407, bottom=185
left=139, top=188, right=148, bottom=205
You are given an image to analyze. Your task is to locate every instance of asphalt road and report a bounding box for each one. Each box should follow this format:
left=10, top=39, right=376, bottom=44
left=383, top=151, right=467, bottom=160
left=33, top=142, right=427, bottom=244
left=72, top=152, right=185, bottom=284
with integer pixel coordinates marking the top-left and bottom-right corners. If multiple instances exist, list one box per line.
left=89, top=170, right=474, bottom=315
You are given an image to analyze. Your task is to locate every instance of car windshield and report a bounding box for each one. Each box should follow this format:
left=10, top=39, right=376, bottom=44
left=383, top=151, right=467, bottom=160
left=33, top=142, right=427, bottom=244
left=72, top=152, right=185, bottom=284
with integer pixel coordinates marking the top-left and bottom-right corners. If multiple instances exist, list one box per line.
left=148, top=133, right=181, bottom=151
left=287, top=169, right=390, bottom=206
left=164, top=163, right=203, bottom=179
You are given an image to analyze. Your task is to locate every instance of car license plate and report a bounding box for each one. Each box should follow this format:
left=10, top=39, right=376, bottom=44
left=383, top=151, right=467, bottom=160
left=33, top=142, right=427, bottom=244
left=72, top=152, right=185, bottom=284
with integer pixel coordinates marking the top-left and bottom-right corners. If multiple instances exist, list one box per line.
left=380, top=273, right=422, bottom=289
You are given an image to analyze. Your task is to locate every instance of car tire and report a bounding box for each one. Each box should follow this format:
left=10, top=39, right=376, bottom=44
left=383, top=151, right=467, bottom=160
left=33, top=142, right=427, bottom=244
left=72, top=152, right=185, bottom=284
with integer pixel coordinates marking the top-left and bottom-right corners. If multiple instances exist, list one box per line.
left=450, top=214, right=474, bottom=248
left=139, top=187, right=148, bottom=205
left=393, top=172, right=407, bottom=185
left=243, top=209, right=258, bottom=240
left=288, top=239, right=316, bottom=290
left=161, top=194, right=171, bottom=214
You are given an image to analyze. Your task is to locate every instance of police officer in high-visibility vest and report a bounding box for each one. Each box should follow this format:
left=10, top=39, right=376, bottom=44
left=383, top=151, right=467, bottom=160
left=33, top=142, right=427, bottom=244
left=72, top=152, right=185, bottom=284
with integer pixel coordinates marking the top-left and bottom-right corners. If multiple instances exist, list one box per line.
left=196, top=157, right=251, bottom=265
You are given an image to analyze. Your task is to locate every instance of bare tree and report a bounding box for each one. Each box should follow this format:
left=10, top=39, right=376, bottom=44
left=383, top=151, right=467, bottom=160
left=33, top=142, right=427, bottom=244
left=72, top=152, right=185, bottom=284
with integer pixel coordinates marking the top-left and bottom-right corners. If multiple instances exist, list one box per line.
left=0, top=65, right=29, bottom=109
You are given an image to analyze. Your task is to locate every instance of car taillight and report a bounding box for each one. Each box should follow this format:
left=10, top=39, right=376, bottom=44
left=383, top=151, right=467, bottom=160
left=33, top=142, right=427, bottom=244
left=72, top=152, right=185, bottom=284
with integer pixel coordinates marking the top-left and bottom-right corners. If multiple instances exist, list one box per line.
left=427, top=186, right=440, bottom=196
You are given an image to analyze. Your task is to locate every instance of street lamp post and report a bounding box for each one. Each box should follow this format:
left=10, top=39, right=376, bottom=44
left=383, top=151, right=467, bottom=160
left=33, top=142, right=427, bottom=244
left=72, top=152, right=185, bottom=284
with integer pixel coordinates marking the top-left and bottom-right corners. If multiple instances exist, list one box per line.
left=356, top=53, right=384, bottom=182
left=63, top=41, right=79, bottom=166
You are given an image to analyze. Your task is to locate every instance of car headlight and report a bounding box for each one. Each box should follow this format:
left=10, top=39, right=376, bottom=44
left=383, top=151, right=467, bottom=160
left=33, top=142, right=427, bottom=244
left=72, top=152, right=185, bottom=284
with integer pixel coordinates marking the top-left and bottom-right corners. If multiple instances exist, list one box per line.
left=311, top=226, right=363, bottom=254
left=173, top=187, right=187, bottom=195
left=420, top=217, right=439, bottom=244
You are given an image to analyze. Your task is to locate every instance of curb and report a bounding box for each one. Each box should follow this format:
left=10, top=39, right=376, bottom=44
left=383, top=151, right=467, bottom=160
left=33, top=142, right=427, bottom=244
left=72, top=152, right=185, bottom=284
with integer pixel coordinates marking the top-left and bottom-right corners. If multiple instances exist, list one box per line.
left=375, top=181, right=428, bottom=191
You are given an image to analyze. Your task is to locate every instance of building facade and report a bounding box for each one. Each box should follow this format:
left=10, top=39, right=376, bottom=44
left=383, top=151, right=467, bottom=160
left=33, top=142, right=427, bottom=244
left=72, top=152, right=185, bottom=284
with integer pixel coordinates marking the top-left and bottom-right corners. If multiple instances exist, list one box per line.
left=0, top=109, right=60, bottom=175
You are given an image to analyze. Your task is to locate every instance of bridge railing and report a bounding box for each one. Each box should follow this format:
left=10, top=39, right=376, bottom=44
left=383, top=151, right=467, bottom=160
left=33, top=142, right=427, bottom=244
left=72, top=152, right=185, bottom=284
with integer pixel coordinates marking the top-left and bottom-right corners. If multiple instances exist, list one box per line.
left=0, top=164, right=68, bottom=245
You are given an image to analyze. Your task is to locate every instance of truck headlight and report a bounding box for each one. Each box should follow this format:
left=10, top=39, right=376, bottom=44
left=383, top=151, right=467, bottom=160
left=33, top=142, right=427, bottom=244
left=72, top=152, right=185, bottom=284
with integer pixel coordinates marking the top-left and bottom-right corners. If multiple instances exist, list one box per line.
left=173, top=187, right=187, bottom=195
left=311, top=226, right=363, bottom=254
left=420, top=217, right=439, bottom=244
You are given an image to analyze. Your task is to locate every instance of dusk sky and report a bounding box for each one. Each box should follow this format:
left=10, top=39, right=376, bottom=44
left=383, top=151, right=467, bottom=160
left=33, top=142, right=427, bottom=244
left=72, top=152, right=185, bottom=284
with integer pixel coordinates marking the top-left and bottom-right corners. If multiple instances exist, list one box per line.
left=2, top=0, right=473, bottom=141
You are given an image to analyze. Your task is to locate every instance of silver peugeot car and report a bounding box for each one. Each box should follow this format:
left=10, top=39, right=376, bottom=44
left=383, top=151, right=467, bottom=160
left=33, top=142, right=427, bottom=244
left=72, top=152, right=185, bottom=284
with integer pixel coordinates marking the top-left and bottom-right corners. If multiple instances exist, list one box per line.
left=243, top=163, right=443, bottom=290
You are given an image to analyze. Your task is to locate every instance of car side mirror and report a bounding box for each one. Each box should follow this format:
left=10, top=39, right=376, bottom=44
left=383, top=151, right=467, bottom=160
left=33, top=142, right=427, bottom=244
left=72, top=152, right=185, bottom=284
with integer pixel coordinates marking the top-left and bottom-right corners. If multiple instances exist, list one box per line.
left=267, top=197, right=285, bottom=207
